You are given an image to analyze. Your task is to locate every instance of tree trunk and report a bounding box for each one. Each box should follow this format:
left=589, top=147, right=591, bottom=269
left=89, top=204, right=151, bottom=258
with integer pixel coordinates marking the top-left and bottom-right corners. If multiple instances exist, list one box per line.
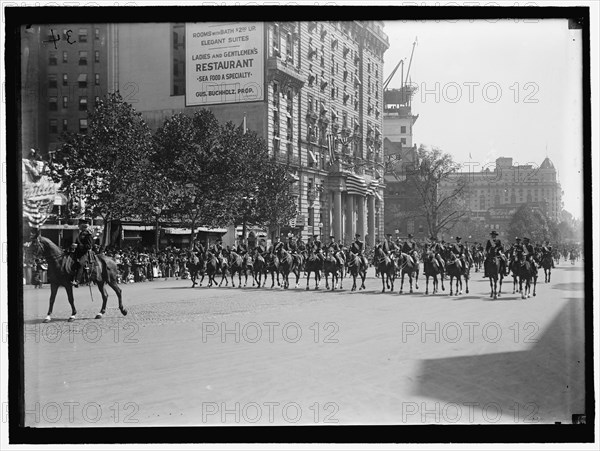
left=155, top=216, right=160, bottom=252
left=242, top=219, right=247, bottom=245
left=190, top=218, right=196, bottom=250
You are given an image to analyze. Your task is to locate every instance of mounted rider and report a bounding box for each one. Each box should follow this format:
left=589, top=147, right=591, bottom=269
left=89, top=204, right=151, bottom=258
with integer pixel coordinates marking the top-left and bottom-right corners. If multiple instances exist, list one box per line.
left=428, top=235, right=446, bottom=273
left=255, top=238, right=266, bottom=257
left=401, top=233, right=417, bottom=265
left=311, top=234, right=324, bottom=261
left=71, top=220, right=96, bottom=286
left=382, top=233, right=398, bottom=257
left=542, top=240, right=555, bottom=268
left=484, top=230, right=508, bottom=277
left=327, top=235, right=344, bottom=267
left=450, top=236, right=466, bottom=271
left=210, top=238, right=224, bottom=267
left=522, top=237, right=537, bottom=270
left=236, top=239, right=248, bottom=256
left=350, top=233, right=369, bottom=268
left=286, top=235, right=298, bottom=254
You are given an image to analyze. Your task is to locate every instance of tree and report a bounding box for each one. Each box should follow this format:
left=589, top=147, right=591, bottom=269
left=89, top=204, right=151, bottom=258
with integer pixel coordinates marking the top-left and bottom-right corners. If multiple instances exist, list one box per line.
left=507, top=205, right=560, bottom=243
left=49, top=92, right=153, bottom=228
left=408, top=145, right=467, bottom=238
left=217, top=122, right=297, bottom=241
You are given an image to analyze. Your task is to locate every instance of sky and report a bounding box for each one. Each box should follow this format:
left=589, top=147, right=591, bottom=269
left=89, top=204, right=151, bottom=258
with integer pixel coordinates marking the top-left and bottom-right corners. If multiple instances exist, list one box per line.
left=382, top=19, right=584, bottom=220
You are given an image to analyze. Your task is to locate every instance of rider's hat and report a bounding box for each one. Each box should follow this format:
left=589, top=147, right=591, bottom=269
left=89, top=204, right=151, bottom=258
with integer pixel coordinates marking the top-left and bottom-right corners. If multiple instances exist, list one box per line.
left=515, top=237, right=521, bottom=241
left=455, top=236, right=462, bottom=241
left=523, top=236, right=530, bottom=241
left=430, top=235, right=437, bottom=241
left=490, top=230, right=498, bottom=236
left=330, top=235, right=335, bottom=239
left=407, top=233, right=413, bottom=238
left=313, top=234, right=319, bottom=238
left=355, top=233, right=361, bottom=238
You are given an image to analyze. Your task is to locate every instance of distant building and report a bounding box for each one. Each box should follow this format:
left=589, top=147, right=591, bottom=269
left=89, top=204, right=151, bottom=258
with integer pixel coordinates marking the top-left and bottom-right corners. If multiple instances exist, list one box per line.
left=105, top=21, right=389, bottom=245
left=382, top=87, right=426, bottom=239
left=438, top=156, right=564, bottom=242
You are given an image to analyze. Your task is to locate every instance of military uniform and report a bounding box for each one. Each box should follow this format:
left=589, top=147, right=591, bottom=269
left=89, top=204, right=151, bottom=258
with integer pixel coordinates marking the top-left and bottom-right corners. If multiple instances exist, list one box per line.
left=484, top=232, right=507, bottom=276
left=350, top=235, right=368, bottom=268
left=382, top=236, right=397, bottom=255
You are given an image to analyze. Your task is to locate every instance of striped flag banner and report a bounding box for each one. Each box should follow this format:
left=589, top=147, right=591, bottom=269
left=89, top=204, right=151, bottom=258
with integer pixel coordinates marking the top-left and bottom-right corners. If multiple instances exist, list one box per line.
left=366, top=179, right=380, bottom=196
left=327, top=133, right=336, bottom=165
left=346, top=173, right=368, bottom=196
left=23, top=179, right=57, bottom=228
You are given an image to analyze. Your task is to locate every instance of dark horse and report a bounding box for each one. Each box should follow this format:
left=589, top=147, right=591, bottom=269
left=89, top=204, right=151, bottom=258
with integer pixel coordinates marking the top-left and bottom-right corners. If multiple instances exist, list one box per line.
left=374, top=247, right=395, bottom=293
left=516, top=258, right=537, bottom=299
left=252, top=252, right=267, bottom=287
left=241, top=253, right=255, bottom=287
left=304, top=250, right=322, bottom=290
left=540, top=252, right=553, bottom=283
left=322, top=249, right=340, bottom=291
left=397, top=252, right=419, bottom=294
left=29, top=230, right=127, bottom=322
left=345, top=250, right=367, bottom=291
left=202, top=251, right=220, bottom=287
left=228, top=251, right=245, bottom=288
left=264, top=253, right=280, bottom=288
left=187, top=250, right=203, bottom=288
left=484, top=255, right=504, bottom=300
left=277, top=248, right=301, bottom=289
left=422, top=250, right=445, bottom=295
left=444, top=252, right=465, bottom=296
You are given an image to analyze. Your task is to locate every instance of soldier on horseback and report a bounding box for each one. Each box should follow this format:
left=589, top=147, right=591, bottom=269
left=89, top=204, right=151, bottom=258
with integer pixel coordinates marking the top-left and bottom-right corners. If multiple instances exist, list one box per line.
left=327, top=235, right=344, bottom=267
left=542, top=240, right=555, bottom=268
left=428, top=236, right=446, bottom=274
left=296, top=235, right=306, bottom=253
left=350, top=233, right=369, bottom=268
left=236, top=239, right=248, bottom=256
left=312, top=234, right=324, bottom=262
left=72, top=220, right=95, bottom=287
left=287, top=235, right=298, bottom=254
left=522, top=237, right=537, bottom=270
left=401, top=233, right=417, bottom=265
left=383, top=233, right=398, bottom=257
left=210, top=238, right=224, bottom=268
left=484, top=230, right=508, bottom=277
left=450, top=236, right=466, bottom=271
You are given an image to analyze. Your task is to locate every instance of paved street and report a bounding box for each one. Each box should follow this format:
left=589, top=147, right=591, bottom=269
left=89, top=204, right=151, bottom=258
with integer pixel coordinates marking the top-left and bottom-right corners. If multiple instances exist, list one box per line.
left=22, top=261, right=585, bottom=426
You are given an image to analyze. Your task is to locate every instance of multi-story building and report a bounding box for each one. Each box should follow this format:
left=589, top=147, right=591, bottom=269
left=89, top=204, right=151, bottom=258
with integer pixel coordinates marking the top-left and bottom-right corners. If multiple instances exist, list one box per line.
left=438, top=156, right=564, bottom=242
left=104, top=21, right=389, bottom=246
left=21, top=24, right=109, bottom=156
left=382, top=87, right=426, bottom=239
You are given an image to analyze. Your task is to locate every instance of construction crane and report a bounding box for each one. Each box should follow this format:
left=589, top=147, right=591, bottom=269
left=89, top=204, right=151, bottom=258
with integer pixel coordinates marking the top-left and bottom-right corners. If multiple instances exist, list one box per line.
left=383, top=37, right=417, bottom=90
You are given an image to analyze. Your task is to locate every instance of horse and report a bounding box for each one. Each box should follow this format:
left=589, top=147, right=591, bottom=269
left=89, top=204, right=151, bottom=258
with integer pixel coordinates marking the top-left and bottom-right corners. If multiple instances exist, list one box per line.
left=264, top=252, right=280, bottom=288
left=516, top=259, right=537, bottom=299
left=228, top=251, right=245, bottom=288
left=241, top=252, right=255, bottom=287
left=422, top=250, right=445, bottom=295
left=472, top=250, right=484, bottom=273
left=277, top=248, right=300, bottom=289
left=187, top=250, right=203, bottom=287
left=540, top=252, right=553, bottom=283
left=202, top=251, right=220, bottom=287
left=333, top=250, right=346, bottom=289
left=304, top=250, right=322, bottom=290
left=484, top=255, right=504, bottom=300
left=252, top=252, right=267, bottom=287
left=345, top=250, right=367, bottom=291
left=29, top=230, right=127, bottom=323
left=397, top=252, right=419, bottom=294
left=374, top=247, right=395, bottom=293
left=322, top=249, right=340, bottom=291
left=508, top=255, right=522, bottom=295
left=444, top=253, right=464, bottom=296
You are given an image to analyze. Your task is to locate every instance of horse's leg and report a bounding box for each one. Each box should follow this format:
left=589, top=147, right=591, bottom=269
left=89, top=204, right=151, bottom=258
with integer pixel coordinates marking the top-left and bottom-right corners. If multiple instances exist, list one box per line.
left=65, top=284, right=77, bottom=321
left=108, top=279, right=127, bottom=316
left=449, top=275, right=454, bottom=296
left=399, top=272, right=404, bottom=294
left=95, top=281, right=109, bottom=319
left=533, top=276, right=537, bottom=296
left=44, top=283, right=59, bottom=322
left=381, top=271, right=385, bottom=293
left=306, top=269, right=311, bottom=290
left=425, top=275, right=429, bottom=295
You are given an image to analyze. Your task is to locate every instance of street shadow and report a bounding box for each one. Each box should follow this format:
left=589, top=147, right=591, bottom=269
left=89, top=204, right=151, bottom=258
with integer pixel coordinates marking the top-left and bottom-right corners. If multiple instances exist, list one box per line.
left=413, top=301, right=585, bottom=423
left=551, top=282, right=585, bottom=291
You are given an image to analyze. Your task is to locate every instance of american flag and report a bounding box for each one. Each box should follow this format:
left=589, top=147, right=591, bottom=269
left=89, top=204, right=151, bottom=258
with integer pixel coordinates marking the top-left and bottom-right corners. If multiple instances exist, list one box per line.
left=23, top=180, right=57, bottom=228
left=327, top=133, right=336, bottom=165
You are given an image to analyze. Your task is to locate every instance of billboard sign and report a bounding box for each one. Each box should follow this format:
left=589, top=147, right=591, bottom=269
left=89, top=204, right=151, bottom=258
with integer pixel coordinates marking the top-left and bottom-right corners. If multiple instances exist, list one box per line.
left=185, top=22, right=264, bottom=106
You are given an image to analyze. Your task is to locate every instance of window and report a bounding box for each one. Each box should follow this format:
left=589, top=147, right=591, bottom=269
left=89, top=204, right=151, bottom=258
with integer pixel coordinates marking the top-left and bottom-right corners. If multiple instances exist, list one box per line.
left=49, top=119, right=58, bottom=134
left=49, top=96, right=58, bottom=110
left=79, top=118, right=88, bottom=133
left=94, top=28, right=100, bottom=40
left=48, top=74, right=57, bottom=89
left=78, top=28, right=88, bottom=42
left=79, top=96, right=88, bottom=111
left=94, top=50, right=100, bottom=63
left=78, top=73, right=88, bottom=88
left=401, top=126, right=407, bottom=133
left=79, top=51, right=88, bottom=65
left=49, top=52, right=57, bottom=65
left=272, top=24, right=280, bottom=56
left=62, top=96, right=68, bottom=108
left=400, top=138, right=407, bottom=145
left=173, top=59, right=179, bottom=76
left=62, top=73, right=68, bottom=86
left=62, top=119, right=68, bottom=132
left=308, top=207, right=314, bottom=226
left=171, top=24, right=185, bottom=96
left=286, top=32, right=293, bottom=63
left=95, top=74, right=100, bottom=86
left=62, top=51, right=68, bottom=63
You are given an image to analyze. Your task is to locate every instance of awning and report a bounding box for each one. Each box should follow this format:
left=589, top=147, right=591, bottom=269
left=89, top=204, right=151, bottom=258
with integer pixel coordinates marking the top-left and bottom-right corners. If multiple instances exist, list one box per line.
left=54, top=193, right=68, bottom=206
left=164, top=227, right=228, bottom=235
left=123, top=225, right=155, bottom=231
left=77, top=73, right=87, bottom=82
left=288, top=172, right=300, bottom=182
left=40, top=224, right=79, bottom=230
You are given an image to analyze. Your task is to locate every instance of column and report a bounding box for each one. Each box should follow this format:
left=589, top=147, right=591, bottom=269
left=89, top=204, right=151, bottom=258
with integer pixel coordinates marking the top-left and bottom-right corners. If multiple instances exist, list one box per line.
left=357, top=195, right=365, bottom=239
left=333, top=190, right=342, bottom=241
left=345, top=194, right=354, bottom=245
left=367, top=195, right=376, bottom=247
